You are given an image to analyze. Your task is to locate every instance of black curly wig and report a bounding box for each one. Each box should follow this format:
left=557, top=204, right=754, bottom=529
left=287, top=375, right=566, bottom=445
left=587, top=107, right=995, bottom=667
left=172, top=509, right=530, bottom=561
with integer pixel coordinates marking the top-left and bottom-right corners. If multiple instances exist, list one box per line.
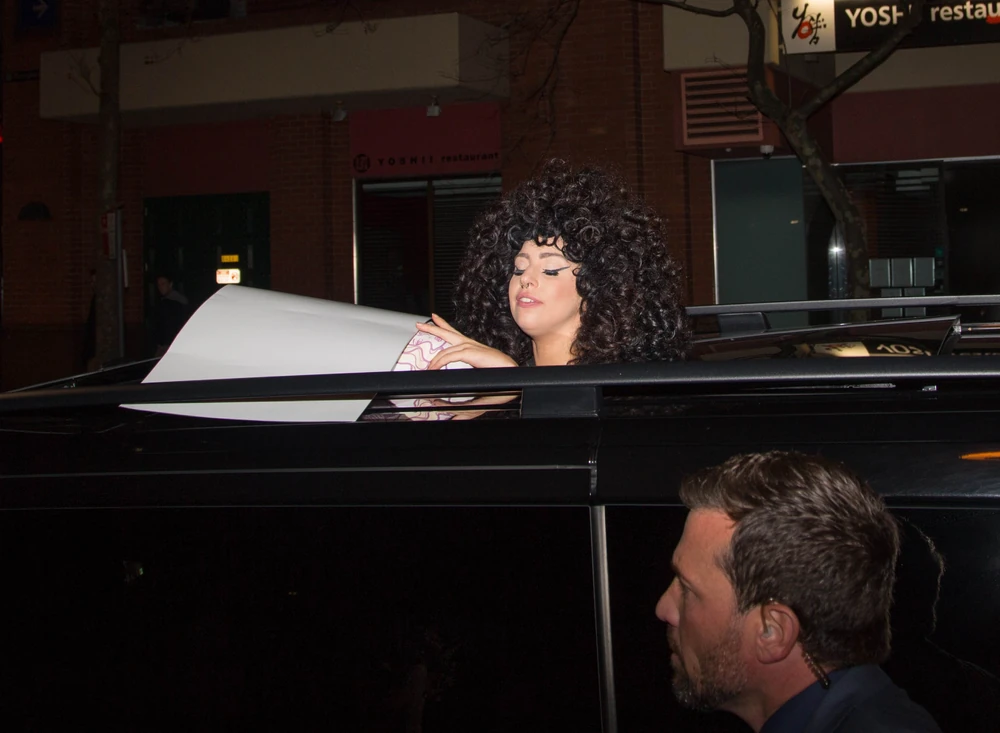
left=452, top=159, right=690, bottom=365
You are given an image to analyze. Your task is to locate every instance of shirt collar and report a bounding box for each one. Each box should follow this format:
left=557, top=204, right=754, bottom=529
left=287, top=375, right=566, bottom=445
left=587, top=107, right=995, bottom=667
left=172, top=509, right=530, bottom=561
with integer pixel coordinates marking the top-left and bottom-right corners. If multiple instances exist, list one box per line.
left=760, top=667, right=852, bottom=733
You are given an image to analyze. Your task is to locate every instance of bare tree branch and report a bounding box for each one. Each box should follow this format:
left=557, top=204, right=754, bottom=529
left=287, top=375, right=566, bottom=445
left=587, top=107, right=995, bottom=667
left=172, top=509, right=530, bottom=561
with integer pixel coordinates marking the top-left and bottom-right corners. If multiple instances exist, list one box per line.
left=797, top=0, right=925, bottom=118
left=730, top=0, right=785, bottom=120
left=529, top=0, right=579, bottom=107
left=501, top=0, right=581, bottom=164
left=68, top=52, right=100, bottom=97
left=730, top=0, right=872, bottom=296
left=638, top=0, right=738, bottom=17
left=651, top=0, right=922, bottom=297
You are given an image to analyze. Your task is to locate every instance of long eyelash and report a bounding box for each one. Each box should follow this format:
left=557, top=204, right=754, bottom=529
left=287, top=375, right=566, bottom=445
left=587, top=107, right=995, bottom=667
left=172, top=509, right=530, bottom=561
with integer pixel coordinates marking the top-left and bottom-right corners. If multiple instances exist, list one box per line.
left=513, top=265, right=570, bottom=277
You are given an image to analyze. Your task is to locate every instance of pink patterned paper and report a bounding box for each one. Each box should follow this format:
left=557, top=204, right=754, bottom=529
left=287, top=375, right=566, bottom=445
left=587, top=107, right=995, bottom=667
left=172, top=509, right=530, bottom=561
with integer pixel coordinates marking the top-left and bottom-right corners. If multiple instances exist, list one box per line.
left=389, top=331, right=472, bottom=420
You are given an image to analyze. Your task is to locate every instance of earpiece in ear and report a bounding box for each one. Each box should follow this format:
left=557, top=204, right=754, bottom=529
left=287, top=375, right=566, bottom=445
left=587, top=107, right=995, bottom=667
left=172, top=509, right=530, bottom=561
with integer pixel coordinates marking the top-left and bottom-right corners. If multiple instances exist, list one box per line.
left=762, top=625, right=774, bottom=638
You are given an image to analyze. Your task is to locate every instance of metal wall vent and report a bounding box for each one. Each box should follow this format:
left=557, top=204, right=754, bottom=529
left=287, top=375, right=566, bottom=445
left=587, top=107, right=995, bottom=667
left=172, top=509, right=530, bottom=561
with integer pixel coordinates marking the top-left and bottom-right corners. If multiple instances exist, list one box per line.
left=680, top=68, right=762, bottom=147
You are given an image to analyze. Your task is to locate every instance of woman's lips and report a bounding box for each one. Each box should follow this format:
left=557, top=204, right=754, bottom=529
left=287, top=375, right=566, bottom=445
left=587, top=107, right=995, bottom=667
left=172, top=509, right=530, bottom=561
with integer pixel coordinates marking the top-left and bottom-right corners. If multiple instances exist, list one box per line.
left=516, top=295, right=543, bottom=307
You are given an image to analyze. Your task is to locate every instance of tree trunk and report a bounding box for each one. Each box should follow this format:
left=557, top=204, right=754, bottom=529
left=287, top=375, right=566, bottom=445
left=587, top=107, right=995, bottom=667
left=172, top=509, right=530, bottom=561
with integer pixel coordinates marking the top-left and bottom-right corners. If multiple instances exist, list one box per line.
left=734, top=0, right=869, bottom=297
left=96, top=0, right=122, bottom=365
left=780, top=114, right=869, bottom=298
left=648, top=0, right=924, bottom=299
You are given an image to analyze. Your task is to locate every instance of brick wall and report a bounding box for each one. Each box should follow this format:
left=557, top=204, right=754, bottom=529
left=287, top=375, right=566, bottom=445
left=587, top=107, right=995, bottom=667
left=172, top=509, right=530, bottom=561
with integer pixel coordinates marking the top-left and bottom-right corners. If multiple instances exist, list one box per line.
left=269, top=113, right=335, bottom=299
left=2, top=57, right=75, bottom=325
left=630, top=0, right=715, bottom=305
left=833, top=83, right=1000, bottom=165
left=1, top=0, right=97, bottom=385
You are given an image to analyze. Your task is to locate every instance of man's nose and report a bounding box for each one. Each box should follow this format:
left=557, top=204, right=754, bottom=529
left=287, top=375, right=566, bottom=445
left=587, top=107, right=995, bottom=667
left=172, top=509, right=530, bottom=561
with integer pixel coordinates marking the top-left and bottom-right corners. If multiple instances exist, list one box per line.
left=655, top=578, right=680, bottom=626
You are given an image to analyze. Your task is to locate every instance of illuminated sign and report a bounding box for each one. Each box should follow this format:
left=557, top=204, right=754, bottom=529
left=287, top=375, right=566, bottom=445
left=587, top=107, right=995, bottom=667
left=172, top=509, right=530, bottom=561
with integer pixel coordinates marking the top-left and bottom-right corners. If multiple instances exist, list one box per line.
left=216, top=268, right=241, bottom=284
left=221, top=254, right=239, bottom=263
left=783, top=0, right=1000, bottom=54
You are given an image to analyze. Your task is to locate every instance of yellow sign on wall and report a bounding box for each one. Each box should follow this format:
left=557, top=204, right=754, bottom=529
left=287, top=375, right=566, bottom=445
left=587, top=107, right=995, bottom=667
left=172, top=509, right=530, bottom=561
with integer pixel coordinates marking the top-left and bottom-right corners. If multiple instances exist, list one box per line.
left=221, top=254, right=240, bottom=263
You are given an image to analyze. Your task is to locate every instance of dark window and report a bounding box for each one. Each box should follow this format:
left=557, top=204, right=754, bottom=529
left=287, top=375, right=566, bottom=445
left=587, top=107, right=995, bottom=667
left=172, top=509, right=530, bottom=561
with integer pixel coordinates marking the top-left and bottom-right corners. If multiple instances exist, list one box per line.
left=144, top=192, right=270, bottom=309
left=803, top=158, right=1000, bottom=308
left=357, top=177, right=501, bottom=319
left=805, top=162, right=948, bottom=301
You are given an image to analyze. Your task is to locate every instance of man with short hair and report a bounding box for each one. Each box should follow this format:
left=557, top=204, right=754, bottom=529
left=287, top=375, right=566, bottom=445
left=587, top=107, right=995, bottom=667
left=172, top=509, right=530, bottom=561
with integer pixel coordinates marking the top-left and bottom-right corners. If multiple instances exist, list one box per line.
left=656, top=451, right=941, bottom=732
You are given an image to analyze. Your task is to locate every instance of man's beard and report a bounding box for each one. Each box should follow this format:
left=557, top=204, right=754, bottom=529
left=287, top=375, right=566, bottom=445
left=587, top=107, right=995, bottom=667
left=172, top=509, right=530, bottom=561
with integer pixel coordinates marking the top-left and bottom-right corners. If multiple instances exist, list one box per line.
left=670, top=620, right=748, bottom=711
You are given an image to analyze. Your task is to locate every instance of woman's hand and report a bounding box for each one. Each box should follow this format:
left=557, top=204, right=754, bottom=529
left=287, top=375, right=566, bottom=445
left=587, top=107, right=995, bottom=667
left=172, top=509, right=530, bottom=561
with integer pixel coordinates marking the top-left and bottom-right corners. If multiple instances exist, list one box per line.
left=414, top=314, right=518, bottom=370
left=409, top=315, right=519, bottom=420
left=427, top=393, right=518, bottom=421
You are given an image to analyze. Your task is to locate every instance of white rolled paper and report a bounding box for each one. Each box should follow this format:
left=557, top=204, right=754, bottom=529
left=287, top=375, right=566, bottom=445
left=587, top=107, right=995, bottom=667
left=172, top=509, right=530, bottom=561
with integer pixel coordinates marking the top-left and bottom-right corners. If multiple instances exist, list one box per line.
left=124, top=285, right=432, bottom=423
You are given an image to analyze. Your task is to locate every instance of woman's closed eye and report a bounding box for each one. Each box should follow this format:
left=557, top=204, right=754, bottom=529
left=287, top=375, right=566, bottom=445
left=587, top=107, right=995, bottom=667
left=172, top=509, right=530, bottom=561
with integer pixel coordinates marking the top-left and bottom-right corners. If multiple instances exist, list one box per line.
left=512, top=263, right=571, bottom=277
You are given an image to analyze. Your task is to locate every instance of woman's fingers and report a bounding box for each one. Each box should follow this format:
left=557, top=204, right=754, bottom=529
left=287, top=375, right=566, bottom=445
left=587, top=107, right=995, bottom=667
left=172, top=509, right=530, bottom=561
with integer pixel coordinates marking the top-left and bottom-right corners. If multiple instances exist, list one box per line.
left=414, top=321, right=466, bottom=346
left=448, top=410, right=488, bottom=421
left=427, top=343, right=473, bottom=371
left=413, top=318, right=517, bottom=370
left=430, top=313, right=456, bottom=331
left=416, top=313, right=459, bottom=337
left=429, top=343, right=518, bottom=370
left=427, top=393, right=518, bottom=421
left=429, top=394, right=512, bottom=408
left=415, top=315, right=474, bottom=346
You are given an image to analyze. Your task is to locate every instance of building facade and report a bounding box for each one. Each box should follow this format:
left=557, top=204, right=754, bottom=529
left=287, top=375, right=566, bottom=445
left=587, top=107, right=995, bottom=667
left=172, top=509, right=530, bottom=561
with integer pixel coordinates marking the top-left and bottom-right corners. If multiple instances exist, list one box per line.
left=2, top=0, right=998, bottom=387
left=661, top=2, right=1000, bottom=319
left=1, top=0, right=714, bottom=388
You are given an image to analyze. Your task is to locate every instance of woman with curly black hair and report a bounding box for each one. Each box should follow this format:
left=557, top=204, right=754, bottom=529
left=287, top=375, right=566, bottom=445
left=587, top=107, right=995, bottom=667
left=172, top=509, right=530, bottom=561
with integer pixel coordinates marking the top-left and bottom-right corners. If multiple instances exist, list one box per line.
left=415, top=159, right=689, bottom=368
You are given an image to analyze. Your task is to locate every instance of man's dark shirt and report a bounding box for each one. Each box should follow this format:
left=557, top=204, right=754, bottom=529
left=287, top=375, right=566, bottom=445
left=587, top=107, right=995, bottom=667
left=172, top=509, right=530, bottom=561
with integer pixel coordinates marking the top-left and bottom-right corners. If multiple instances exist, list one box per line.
left=761, top=669, right=851, bottom=733
left=153, top=291, right=190, bottom=350
left=760, top=665, right=941, bottom=733
left=761, top=664, right=941, bottom=733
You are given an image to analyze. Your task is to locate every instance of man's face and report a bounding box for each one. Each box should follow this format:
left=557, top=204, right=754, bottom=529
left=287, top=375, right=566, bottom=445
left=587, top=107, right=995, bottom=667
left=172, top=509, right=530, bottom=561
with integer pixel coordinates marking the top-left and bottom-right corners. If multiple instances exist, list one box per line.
left=655, top=509, right=750, bottom=711
left=156, top=277, right=172, bottom=297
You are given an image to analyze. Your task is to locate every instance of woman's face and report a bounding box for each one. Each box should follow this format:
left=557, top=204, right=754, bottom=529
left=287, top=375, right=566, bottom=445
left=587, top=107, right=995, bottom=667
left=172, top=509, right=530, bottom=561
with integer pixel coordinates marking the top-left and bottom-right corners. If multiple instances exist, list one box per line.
left=507, top=238, right=583, bottom=342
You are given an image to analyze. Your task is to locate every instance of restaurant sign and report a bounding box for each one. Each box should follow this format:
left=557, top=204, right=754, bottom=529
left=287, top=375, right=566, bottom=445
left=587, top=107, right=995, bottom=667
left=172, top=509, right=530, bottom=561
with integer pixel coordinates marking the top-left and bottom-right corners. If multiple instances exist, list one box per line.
left=348, top=102, right=501, bottom=179
left=782, top=0, right=1000, bottom=54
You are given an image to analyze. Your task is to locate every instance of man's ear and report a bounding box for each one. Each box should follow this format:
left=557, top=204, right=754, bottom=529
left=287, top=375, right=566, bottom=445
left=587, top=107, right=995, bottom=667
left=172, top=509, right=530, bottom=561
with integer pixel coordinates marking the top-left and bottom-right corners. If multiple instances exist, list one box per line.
left=755, top=601, right=800, bottom=664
